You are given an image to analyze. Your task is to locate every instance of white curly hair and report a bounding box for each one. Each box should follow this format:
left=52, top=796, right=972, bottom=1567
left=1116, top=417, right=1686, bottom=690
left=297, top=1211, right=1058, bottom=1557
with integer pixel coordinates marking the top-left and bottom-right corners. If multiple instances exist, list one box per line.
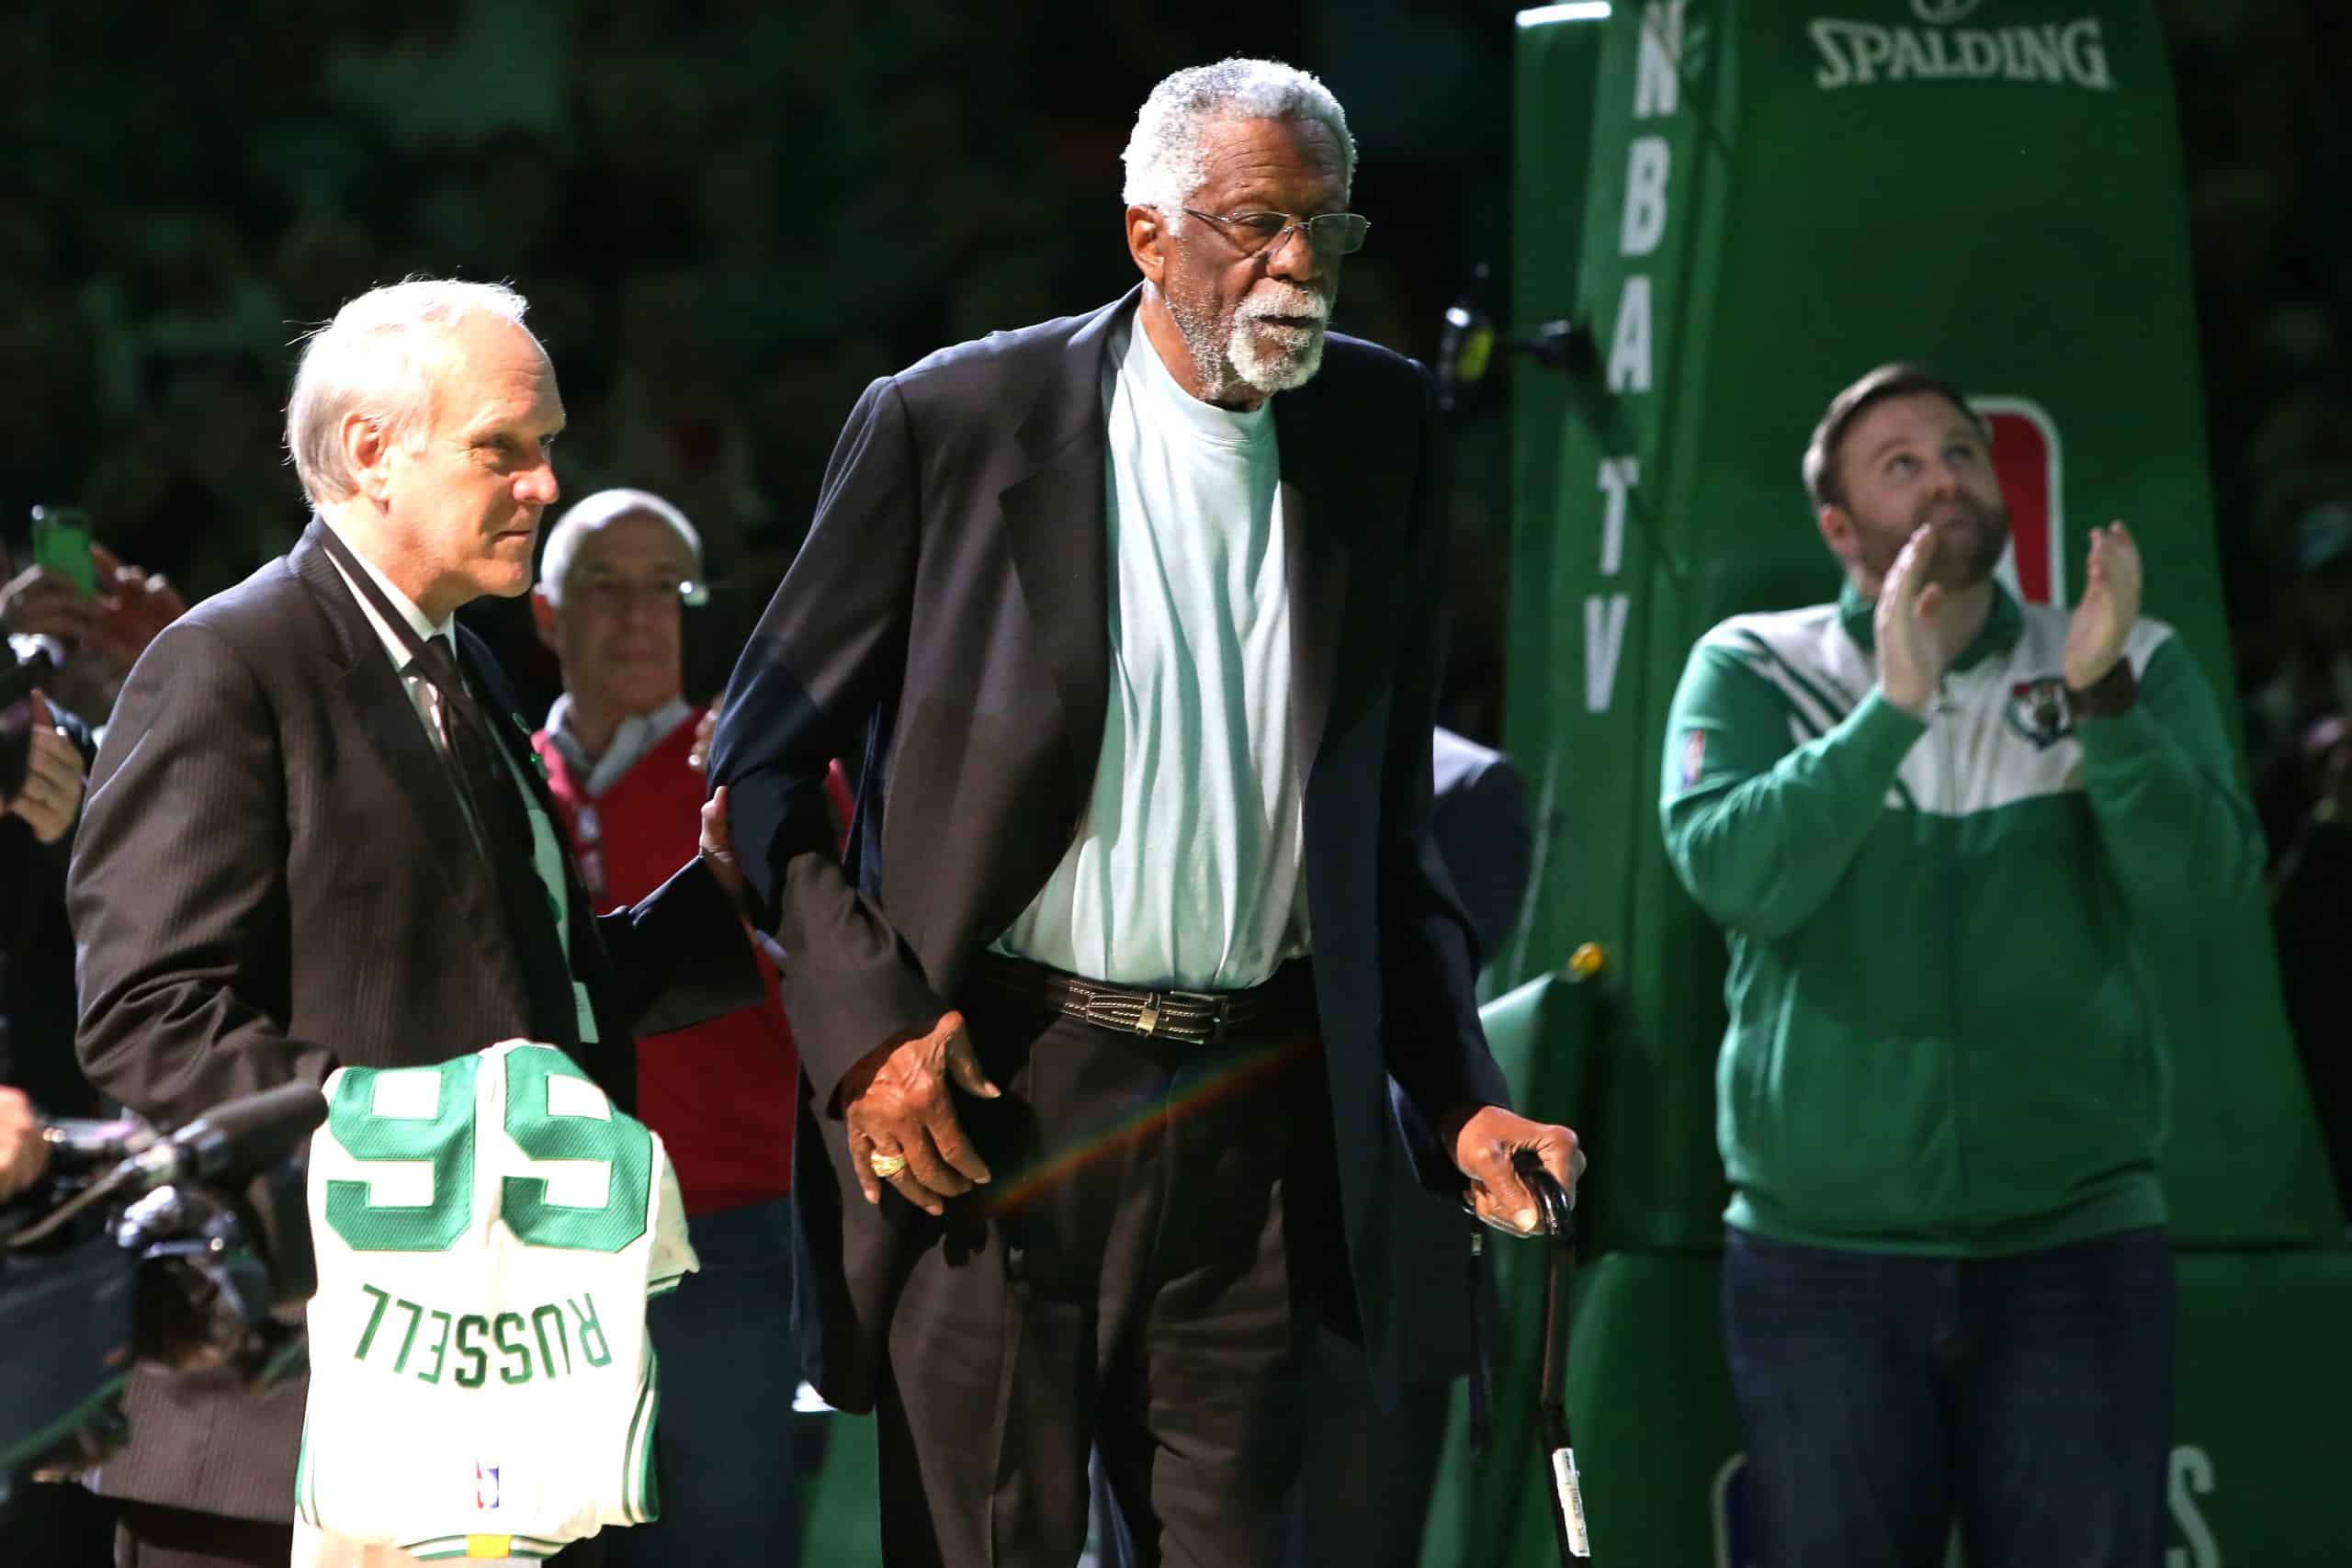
left=1120, top=58, right=1356, bottom=212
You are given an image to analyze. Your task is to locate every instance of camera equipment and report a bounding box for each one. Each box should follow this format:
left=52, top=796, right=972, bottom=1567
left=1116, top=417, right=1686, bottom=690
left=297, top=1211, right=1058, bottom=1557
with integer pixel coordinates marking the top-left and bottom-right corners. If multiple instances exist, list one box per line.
left=0, top=1080, right=327, bottom=1492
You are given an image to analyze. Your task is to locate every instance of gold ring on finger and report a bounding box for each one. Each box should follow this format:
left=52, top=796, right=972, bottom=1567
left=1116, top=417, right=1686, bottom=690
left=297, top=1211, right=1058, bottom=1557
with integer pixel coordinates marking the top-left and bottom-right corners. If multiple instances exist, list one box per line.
left=868, top=1151, right=909, bottom=1179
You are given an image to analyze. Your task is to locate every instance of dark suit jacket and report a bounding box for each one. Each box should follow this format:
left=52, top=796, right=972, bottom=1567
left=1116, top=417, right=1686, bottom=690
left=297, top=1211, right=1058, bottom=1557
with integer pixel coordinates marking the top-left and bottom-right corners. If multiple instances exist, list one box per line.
left=711, top=290, right=1510, bottom=1412
left=1379, top=728, right=1532, bottom=1380
left=67, top=520, right=759, bottom=1523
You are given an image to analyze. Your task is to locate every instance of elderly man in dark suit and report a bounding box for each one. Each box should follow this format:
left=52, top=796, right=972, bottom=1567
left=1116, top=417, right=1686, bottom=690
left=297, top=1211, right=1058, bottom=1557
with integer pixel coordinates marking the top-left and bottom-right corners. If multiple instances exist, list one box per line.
left=710, top=58, right=1581, bottom=1568
left=69, top=279, right=760, bottom=1568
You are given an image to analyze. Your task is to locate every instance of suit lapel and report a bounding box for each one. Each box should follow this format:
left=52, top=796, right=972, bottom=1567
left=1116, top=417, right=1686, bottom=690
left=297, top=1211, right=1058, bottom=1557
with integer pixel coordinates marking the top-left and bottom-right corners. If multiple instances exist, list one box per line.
left=291, top=527, right=490, bottom=909
left=1273, top=377, right=1354, bottom=784
left=1001, top=294, right=1131, bottom=816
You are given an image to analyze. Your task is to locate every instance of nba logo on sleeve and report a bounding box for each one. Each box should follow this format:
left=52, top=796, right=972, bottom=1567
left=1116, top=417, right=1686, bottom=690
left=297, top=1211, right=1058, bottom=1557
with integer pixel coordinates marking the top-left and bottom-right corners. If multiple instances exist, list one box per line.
left=1679, top=728, right=1707, bottom=789
left=475, top=1461, right=502, bottom=1512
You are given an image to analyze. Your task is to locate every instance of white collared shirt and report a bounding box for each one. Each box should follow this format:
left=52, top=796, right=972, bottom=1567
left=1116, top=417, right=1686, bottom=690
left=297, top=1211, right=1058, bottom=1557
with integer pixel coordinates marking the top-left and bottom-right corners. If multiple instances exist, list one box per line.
left=323, top=523, right=597, bottom=1043
left=542, top=694, right=696, bottom=798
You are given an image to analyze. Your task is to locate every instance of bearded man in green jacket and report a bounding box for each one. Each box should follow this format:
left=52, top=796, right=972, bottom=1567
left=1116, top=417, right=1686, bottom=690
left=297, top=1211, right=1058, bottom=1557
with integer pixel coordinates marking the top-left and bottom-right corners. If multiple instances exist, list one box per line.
left=1660, top=363, right=2262, bottom=1568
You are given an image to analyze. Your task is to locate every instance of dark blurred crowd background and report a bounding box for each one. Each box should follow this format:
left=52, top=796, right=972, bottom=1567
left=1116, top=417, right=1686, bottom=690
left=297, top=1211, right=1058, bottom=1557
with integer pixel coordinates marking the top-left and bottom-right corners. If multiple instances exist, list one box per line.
left=0, top=1, right=2346, bottom=1169
left=0, top=0, right=1521, bottom=727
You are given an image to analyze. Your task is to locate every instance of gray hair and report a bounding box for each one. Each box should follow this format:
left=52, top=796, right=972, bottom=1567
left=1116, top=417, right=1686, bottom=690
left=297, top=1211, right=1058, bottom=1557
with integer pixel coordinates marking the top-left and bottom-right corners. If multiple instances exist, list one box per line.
left=1120, top=59, right=1356, bottom=211
left=537, top=487, right=704, bottom=603
left=284, top=277, right=535, bottom=507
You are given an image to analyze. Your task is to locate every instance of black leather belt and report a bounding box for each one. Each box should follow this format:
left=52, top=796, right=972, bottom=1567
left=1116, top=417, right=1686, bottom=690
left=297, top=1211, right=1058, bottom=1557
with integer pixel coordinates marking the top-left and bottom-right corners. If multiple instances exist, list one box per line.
left=974, top=953, right=1308, bottom=1046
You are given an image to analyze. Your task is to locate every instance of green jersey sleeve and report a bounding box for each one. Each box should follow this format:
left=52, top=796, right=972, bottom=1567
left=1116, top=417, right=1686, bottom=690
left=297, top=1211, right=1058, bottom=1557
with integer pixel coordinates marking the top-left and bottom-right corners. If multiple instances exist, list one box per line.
left=1659, top=638, right=1926, bottom=939
left=2074, top=636, right=2266, bottom=920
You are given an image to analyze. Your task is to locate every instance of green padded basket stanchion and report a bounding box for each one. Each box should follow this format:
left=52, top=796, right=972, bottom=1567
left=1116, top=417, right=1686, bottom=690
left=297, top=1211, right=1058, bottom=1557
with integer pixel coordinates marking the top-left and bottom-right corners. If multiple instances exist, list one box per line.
left=1438, top=3, right=2352, bottom=1563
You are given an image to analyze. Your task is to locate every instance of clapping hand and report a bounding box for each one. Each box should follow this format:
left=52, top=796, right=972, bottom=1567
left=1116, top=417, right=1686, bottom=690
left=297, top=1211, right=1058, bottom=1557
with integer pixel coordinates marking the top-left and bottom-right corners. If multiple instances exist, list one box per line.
left=2064, top=523, right=2143, bottom=691
left=1875, top=526, right=1954, bottom=716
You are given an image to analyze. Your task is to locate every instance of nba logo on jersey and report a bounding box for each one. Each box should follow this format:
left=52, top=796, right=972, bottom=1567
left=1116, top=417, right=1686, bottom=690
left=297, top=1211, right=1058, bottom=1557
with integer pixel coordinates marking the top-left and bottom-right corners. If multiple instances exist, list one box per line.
left=475, top=1461, right=502, bottom=1512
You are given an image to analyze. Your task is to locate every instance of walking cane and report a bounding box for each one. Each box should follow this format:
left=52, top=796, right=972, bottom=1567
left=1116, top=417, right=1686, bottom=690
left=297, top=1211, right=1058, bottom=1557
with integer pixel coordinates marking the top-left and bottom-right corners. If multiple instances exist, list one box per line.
left=1513, top=1149, right=1590, bottom=1562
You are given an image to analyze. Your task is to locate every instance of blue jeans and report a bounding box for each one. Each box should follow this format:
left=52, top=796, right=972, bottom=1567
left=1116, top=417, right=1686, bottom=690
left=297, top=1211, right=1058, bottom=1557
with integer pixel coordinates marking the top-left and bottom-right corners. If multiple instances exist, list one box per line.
left=1721, top=1225, right=2175, bottom=1568
left=607, top=1197, right=818, bottom=1568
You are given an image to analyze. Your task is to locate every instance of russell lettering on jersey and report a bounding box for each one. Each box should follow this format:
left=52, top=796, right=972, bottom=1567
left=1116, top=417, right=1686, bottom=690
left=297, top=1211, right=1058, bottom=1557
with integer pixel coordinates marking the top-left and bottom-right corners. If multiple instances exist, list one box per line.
left=351, top=1286, right=614, bottom=1388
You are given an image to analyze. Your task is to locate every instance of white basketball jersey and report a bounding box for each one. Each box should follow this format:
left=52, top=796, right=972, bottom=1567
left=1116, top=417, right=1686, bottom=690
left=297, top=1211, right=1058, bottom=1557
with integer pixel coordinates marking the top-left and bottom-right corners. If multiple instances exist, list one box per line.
left=296, top=1041, right=696, bottom=1563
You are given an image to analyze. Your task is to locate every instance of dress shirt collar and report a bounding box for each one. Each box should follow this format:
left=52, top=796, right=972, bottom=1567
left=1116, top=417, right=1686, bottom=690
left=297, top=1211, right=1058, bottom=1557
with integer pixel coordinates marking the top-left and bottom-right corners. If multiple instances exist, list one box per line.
left=543, top=694, right=696, bottom=796
left=321, top=516, right=457, bottom=671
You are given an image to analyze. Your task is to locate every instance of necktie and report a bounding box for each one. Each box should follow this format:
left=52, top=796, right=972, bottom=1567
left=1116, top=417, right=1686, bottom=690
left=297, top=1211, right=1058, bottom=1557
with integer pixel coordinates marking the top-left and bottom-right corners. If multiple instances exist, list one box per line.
left=403, top=632, right=582, bottom=1047
left=408, top=635, right=535, bottom=861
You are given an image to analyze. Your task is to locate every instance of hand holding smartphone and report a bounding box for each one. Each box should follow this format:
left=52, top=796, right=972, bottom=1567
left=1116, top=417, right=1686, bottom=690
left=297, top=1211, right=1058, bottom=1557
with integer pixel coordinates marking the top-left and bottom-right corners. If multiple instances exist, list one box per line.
left=29, top=505, right=98, bottom=599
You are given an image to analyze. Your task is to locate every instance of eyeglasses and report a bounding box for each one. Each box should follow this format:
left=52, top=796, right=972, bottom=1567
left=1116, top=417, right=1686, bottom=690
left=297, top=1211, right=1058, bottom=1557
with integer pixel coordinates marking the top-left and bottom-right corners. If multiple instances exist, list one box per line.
left=569, top=576, right=710, bottom=610
left=1177, top=208, right=1370, bottom=259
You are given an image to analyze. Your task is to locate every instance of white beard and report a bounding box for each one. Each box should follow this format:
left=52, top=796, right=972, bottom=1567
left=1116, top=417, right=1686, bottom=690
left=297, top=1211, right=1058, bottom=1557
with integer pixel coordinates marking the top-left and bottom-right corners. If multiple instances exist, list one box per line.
left=1227, top=295, right=1328, bottom=394
left=1167, top=279, right=1331, bottom=400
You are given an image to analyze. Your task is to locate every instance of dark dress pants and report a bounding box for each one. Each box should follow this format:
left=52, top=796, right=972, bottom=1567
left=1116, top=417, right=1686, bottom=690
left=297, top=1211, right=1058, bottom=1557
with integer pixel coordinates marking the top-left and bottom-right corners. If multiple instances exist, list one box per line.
left=876, top=977, right=1337, bottom=1568
left=1089, top=1335, right=1453, bottom=1568
left=112, top=1502, right=291, bottom=1568
left=1280, top=1332, right=1452, bottom=1568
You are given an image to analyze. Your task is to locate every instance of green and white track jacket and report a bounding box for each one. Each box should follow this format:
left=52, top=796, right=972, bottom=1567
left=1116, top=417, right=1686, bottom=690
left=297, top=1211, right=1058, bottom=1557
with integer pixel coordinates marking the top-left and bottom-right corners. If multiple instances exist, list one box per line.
left=1660, top=581, right=2264, bottom=1256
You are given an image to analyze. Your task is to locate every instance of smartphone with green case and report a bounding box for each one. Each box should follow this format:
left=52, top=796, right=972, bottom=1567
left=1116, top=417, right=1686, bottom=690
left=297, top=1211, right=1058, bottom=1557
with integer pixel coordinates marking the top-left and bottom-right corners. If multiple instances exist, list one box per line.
left=29, top=505, right=97, bottom=597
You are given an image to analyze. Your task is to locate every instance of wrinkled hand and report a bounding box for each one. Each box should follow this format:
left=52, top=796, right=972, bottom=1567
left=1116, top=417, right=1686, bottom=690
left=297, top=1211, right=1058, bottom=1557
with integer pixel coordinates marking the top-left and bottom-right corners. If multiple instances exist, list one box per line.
left=0, top=562, right=96, bottom=646
left=1443, top=1103, right=1585, bottom=1236
left=2065, top=522, right=2143, bottom=690
left=0, top=1085, right=48, bottom=1202
left=1875, top=526, right=1952, bottom=716
left=6, top=693, right=85, bottom=844
left=686, top=708, right=718, bottom=774
left=839, top=1011, right=1001, bottom=1215
left=697, top=784, right=748, bottom=909
left=85, top=543, right=187, bottom=672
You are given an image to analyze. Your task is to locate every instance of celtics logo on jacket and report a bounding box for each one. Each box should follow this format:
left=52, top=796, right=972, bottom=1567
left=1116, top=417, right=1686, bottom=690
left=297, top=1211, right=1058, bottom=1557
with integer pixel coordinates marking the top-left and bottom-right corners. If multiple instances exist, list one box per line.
left=1657, top=579, right=2261, bottom=1260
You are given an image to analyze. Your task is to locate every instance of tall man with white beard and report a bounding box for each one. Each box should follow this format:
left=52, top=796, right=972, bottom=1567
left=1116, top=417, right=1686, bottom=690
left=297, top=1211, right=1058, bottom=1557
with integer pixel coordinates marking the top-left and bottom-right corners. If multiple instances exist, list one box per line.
left=710, top=57, right=1582, bottom=1568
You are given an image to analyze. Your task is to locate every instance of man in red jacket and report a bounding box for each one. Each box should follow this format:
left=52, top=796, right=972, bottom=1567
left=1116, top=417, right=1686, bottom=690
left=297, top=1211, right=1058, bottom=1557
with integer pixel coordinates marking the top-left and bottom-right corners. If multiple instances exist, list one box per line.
left=531, top=487, right=843, bottom=1567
